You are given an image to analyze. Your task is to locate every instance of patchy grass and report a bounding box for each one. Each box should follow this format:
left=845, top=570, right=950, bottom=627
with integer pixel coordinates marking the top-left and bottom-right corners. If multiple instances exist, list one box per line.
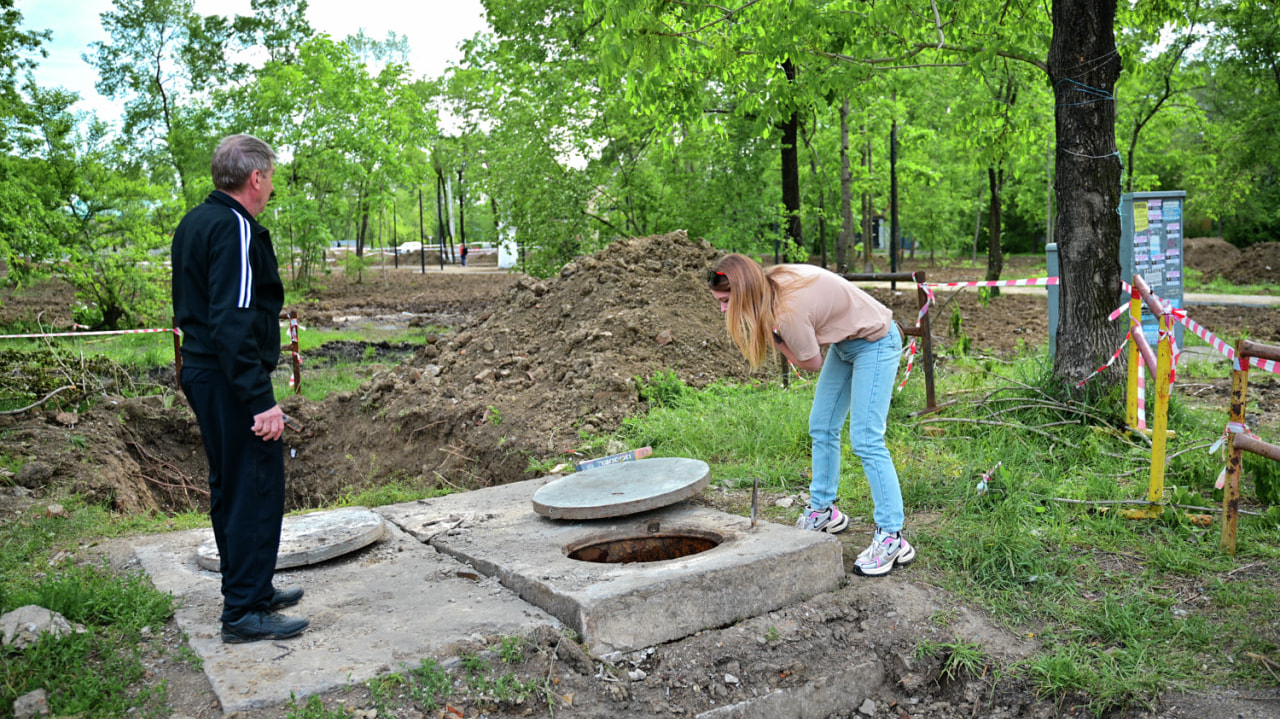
left=0, top=496, right=183, bottom=717
left=1184, top=268, right=1278, bottom=296
left=608, top=347, right=1280, bottom=714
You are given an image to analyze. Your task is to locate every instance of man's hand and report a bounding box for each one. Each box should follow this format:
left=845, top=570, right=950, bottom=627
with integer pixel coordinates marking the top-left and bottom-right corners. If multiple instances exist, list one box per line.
left=252, top=404, right=284, bottom=441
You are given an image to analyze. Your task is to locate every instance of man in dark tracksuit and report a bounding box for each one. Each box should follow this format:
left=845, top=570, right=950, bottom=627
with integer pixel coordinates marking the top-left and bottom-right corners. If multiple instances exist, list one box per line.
left=172, top=134, right=308, bottom=643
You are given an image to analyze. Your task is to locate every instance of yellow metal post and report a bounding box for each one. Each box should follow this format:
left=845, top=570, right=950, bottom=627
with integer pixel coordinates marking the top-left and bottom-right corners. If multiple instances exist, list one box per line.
left=1220, top=341, right=1250, bottom=555
left=1147, top=312, right=1173, bottom=506
left=1125, top=283, right=1141, bottom=429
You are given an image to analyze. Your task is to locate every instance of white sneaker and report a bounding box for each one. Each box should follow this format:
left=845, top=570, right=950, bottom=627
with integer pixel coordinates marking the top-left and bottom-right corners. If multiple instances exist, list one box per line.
left=853, top=530, right=915, bottom=576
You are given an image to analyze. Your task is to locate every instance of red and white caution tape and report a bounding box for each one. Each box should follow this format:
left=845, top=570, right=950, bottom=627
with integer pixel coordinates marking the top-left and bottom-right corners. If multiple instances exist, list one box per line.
left=1212, top=422, right=1260, bottom=489
left=897, top=338, right=918, bottom=392
left=912, top=282, right=936, bottom=329
left=1136, top=362, right=1147, bottom=431
left=0, top=327, right=176, bottom=339
left=1169, top=307, right=1279, bottom=374
left=927, top=276, right=1059, bottom=288
left=287, top=316, right=302, bottom=388
left=1108, top=300, right=1131, bottom=322
left=1076, top=331, right=1131, bottom=387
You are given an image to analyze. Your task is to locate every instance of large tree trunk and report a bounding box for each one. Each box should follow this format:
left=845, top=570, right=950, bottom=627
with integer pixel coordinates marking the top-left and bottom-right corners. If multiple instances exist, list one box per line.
left=986, top=166, right=1004, bottom=297
left=1048, top=0, right=1125, bottom=385
left=781, top=60, right=802, bottom=251
left=837, top=98, right=852, bottom=273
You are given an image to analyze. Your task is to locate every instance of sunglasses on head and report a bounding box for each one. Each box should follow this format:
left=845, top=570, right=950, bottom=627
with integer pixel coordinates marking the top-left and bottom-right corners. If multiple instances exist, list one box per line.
left=706, top=268, right=727, bottom=286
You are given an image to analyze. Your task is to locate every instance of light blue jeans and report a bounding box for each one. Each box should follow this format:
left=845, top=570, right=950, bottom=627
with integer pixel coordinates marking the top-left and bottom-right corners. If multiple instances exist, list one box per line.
left=807, top=323, right=904, bottom=533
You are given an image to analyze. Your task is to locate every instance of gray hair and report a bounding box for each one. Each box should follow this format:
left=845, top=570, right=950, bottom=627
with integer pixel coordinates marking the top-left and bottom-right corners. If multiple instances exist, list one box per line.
left=211, top=134, right=276, bottom=191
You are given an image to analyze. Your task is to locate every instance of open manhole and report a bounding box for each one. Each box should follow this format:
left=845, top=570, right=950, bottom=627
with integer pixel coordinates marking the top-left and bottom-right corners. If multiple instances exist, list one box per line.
left=566, top=528, right=724, bottom=564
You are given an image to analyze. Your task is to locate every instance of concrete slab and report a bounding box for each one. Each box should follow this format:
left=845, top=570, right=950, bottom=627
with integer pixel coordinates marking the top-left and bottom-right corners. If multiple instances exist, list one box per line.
left=377, top=477, right=845, bottom=654
left=195, top=506, right=387, bottom=571
left=532, top=457, right=710, bottom=519
left=132, top=520, right=560, bottom=713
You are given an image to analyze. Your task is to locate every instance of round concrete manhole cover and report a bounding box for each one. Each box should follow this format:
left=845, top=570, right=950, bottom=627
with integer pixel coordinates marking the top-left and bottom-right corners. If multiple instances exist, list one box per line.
left=532, top=457, right=710, bottom=520
left=196, top=506, right=387, bottom=572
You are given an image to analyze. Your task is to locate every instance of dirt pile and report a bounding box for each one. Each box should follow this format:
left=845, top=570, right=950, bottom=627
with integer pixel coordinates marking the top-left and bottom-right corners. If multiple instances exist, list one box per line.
left=1184, top=237, right=1280, bottom=285
left=1184, top=237, right=1241, bottom=278
left=1220, top=242, right=1280, bottom=285
left=278, top=231, right=764, bottom=504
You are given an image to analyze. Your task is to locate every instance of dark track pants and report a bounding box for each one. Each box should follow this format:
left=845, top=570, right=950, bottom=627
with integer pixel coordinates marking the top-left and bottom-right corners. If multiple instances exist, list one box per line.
left=181, top=366, right=284, bottom=624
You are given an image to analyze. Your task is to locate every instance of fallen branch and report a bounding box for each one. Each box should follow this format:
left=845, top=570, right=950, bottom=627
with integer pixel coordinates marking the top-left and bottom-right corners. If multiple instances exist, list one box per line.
left=1245, top=652, right=1280, bottom=683
left=1046, top=496, right=1263, bottom=517
left=0, top=385, right=77, bottom=415
left=915, top=417, right=1080, bottom=448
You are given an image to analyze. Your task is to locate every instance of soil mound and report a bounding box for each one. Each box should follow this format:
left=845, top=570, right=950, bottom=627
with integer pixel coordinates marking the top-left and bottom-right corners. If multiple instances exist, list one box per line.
left=1219, top=242, right=1280, bottom=285
left=1184, top=237, right=1241, bottom=279
left=278, top=231, right=763, bottom=505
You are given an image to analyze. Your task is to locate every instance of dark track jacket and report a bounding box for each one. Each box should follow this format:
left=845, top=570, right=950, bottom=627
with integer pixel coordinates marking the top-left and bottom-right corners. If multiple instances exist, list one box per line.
left=172, top=191, right=283, bottom=416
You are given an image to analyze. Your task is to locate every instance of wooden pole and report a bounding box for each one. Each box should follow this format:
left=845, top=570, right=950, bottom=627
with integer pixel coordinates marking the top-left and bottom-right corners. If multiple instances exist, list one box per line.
left=289, top=310, right=301, bottom=395
left=913, top=271, right=936, bottom=412
left=1220, top=340, right=1249, bottom=555
left=172, top=317, right=182, bottom=392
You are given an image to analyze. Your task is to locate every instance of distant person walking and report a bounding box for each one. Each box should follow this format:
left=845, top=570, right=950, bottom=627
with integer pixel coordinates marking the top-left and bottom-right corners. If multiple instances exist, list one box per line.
left=460, top=244, right=468, bottom=267
left=172, top=134, right=308, bottom=642
left=706, top=254, right=915, bottom=576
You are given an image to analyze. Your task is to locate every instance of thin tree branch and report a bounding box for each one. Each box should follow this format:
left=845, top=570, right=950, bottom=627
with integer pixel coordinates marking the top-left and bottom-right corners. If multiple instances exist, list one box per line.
left=1047, top=496, right=1263, bottom=517
left=0, top=385, right=77, bottom=415
left=582, top=210, right=628, bottom=236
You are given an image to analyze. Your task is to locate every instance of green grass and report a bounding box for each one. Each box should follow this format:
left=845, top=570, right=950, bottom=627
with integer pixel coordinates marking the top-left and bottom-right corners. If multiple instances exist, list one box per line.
left=608, top=351, right=1280, bottom=715
left=0, top=496, right=203, bottom=718
left=1183, top=267, right=1278, bottom=296
left=272, top=326, right=442, bottom=402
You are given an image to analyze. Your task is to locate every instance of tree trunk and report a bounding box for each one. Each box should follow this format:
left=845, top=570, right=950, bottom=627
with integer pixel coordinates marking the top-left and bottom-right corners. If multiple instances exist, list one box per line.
left=862, top=131, right=874, bottom=272
left=837, top=98, right=852, bottom=273
left=781, top=60, right=802, bottom=251
left=971, top=181, right=983, bottom=264
left=890, top=112, right=899, bottom=275
left=986, top=166, right=1004, bottom=297
left=806, top=142, right=827, bottom=268
left=435, top=171, right=448, bottom=270
left=1048, top=0, right=1124, bottom=385
left=457, top=167, right=467, bottom=250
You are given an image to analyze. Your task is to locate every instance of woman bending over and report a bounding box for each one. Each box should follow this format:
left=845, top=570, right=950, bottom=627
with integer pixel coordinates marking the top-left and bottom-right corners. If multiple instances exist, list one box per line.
left=707, top=254, right=914, bottom=576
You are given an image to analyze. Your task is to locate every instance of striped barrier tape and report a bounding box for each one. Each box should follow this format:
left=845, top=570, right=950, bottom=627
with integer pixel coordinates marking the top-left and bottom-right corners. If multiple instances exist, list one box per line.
left=1137, top=362, right=1147, bottom=431
left=0, top=327, right=176, bottom=339
left=926, top=276, right=1059, bottom=289
left=1076, top=331, right=1131, bottom=387
left=287, top=315, right=302, bottom=389
left=897, top=338, right=918, bottom=392
left=1153, top=295, right=1279, bottom=374
left=912, top=281, right=936, bottom=329
left=1212, top=422, right=1260, bottom=489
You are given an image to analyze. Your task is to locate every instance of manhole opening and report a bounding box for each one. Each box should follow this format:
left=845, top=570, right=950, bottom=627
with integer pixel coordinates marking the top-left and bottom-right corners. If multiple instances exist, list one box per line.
left=567, top=530, right=724, bottom=564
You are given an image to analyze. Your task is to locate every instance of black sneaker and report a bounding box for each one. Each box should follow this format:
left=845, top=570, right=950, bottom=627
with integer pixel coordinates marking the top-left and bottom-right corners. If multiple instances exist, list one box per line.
left=270, top=586, right=304, bottom=610
left=221, top=611, right=309, bottom=644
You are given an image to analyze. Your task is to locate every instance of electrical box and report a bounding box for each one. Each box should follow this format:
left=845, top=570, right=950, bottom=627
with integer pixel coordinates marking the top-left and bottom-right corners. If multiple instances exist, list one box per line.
left=1119, top=191, right=1186, bottom=346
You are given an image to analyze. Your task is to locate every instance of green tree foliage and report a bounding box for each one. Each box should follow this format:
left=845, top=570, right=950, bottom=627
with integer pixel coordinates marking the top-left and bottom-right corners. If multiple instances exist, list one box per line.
left=87, top=0, right=240, bottom=206
left=24, top=89, right=171, bottom=328
left=1201, top=0, right=1280, bottom=245
left=230, top=34, right=438, bottom=285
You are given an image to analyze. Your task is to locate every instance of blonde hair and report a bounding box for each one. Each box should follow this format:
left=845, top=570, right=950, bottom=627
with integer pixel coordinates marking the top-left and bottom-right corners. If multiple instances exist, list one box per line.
left=707, top=254, right=812, bottom=370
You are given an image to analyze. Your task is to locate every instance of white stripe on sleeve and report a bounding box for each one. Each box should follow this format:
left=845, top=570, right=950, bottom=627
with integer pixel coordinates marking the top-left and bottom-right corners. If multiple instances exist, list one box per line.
left=232, top=209, right=253, bottom=308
